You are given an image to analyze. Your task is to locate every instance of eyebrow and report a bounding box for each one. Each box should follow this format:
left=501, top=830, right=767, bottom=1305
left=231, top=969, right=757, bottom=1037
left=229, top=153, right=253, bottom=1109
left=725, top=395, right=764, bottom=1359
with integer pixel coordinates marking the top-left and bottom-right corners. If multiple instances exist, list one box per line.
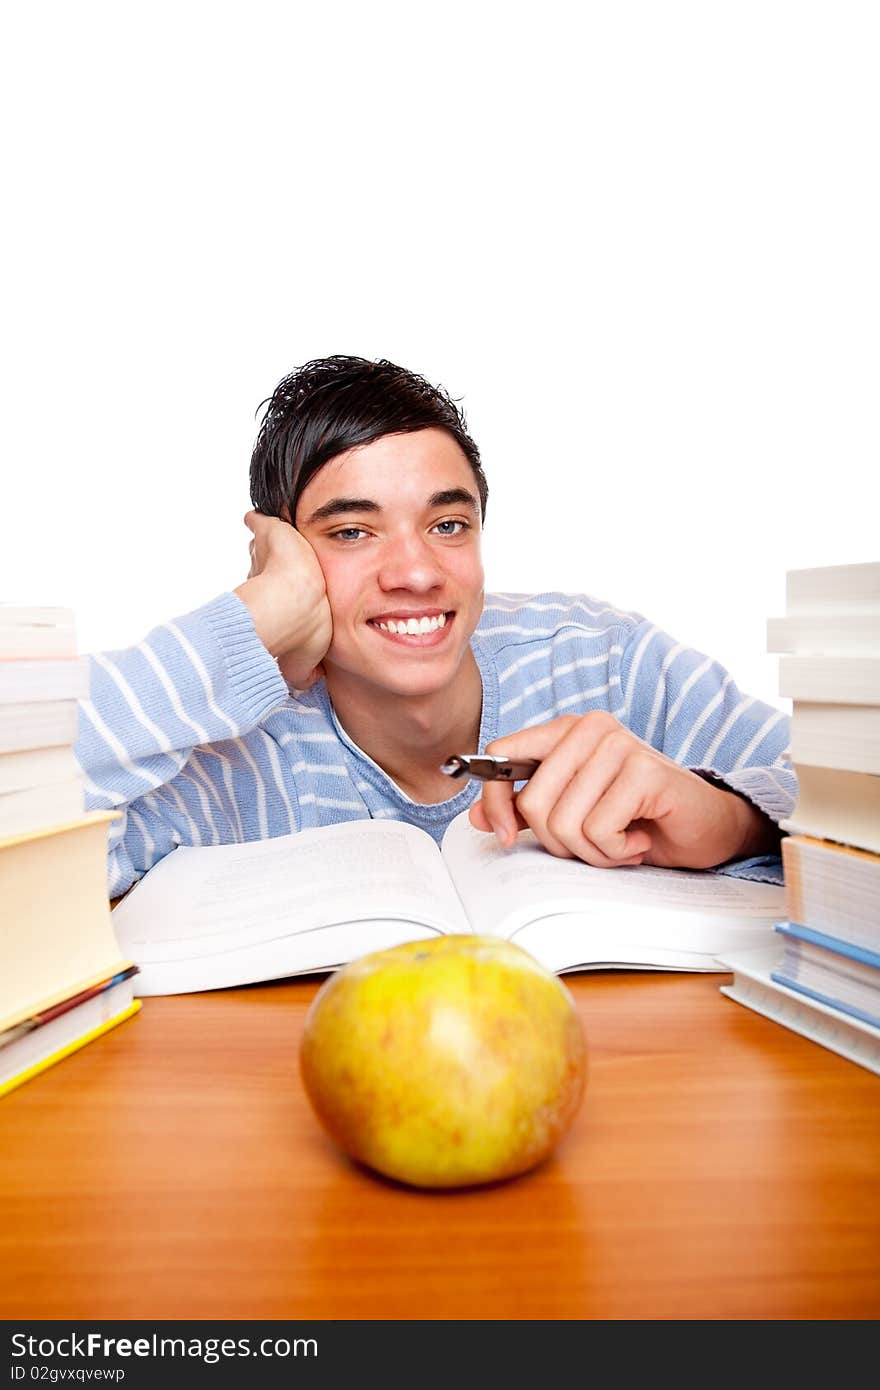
left=304, top=488, right=480, bottom=526
left=305, top=497, right=381, bottom=524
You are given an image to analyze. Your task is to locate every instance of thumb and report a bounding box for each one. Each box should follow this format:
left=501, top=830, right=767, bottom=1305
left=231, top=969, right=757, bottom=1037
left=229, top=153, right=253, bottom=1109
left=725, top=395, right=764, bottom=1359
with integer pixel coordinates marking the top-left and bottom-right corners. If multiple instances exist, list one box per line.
left=299, top=663, right=326, bottom=690
left=484, top=715, right=578, bottom=762
left=276, top=653, right=323, bottom=692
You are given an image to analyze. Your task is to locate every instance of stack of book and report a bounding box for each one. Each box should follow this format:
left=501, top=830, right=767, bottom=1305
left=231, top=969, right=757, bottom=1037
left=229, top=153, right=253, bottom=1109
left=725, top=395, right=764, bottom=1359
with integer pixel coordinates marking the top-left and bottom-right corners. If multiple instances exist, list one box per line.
left=719, top=562, right=880, bottom=1075
left=0, top=605, right=139, bottom=1098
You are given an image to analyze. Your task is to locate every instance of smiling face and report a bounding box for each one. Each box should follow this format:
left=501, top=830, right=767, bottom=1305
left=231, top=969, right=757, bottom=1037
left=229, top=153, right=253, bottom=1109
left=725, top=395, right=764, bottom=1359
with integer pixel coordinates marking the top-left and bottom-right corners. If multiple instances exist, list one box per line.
left=295, top=428, right=485, bottom=702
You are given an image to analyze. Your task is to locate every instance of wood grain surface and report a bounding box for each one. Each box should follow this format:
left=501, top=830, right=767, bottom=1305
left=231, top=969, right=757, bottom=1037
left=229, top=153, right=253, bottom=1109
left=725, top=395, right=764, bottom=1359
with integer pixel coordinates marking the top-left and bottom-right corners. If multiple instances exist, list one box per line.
left=1, top=970, right=878, bottom=1320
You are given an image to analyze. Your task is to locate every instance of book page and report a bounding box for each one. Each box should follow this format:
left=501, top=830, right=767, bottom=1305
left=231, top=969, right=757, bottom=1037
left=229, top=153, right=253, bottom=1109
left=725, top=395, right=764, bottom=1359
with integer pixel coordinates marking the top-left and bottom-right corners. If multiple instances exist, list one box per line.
left=440, top=810, right=787, bottom=973
left=112, top=819, right=471, bottom=976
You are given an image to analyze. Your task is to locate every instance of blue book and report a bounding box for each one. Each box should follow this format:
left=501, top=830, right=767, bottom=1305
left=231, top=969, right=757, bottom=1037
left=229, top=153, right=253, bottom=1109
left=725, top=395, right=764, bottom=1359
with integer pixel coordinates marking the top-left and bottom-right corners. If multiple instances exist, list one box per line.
left=775, top=921, right=880, bottom=971
left=772, top=921, right=880, bottom=1031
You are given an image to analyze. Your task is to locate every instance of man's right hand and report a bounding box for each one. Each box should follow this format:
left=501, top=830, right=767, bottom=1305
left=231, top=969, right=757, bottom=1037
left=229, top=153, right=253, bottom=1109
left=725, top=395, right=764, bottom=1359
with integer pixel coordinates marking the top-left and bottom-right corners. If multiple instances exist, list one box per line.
left=234, top=511, right=333, bottom=690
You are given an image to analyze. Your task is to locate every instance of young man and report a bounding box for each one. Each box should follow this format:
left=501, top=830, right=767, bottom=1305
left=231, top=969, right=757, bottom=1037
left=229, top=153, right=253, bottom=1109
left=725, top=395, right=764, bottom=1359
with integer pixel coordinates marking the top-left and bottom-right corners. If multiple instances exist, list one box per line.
left=77, top=355, right=794, bottom=898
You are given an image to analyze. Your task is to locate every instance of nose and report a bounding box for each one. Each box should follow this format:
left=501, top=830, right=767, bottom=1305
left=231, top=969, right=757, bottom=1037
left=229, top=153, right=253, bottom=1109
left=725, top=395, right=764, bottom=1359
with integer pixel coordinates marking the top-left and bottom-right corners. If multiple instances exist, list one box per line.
left=376, top=531, right=445, bottom=594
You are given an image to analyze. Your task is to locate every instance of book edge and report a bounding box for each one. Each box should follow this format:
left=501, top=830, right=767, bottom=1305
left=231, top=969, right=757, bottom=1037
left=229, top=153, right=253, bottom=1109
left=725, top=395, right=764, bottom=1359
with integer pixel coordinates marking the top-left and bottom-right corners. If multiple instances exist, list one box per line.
left=0, top=1000, right=142, bottom=1099
left=0, top=960, right=137, bottom=1035
left=0, top=808, right=119, bottom=852
left=769, top=970, right=880, bottom=1030
left=775, top=920, right=880, bottom=968
left=718, top=961, right=880, bottom=1076
left=780, top=817, right=880, bottom=857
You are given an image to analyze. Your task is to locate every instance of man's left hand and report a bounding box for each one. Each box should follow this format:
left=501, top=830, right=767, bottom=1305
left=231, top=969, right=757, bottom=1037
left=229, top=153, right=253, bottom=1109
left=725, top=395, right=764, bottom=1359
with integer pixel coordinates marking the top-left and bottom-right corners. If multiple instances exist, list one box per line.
left=467, top=712, right=779, bottom=870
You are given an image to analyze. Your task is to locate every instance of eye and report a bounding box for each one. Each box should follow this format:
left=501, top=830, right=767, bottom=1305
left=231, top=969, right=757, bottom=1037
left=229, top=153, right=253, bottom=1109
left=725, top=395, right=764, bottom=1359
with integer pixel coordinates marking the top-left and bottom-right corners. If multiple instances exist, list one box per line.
left=329, top=527, right=369, bottom=542
left=432, top=519, right=470, bottom=537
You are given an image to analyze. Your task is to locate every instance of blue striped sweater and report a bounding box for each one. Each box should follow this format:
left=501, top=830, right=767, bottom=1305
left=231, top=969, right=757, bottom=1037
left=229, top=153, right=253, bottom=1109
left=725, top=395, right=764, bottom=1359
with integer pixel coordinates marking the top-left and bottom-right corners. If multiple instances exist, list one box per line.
left=76, top=589, right=795, bottom=896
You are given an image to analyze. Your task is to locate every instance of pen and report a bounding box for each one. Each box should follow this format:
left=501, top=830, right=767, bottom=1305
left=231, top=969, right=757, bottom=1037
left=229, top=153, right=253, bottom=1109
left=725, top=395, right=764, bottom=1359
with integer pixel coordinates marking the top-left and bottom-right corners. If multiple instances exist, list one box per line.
left=440, top=754, right=541, bottom=783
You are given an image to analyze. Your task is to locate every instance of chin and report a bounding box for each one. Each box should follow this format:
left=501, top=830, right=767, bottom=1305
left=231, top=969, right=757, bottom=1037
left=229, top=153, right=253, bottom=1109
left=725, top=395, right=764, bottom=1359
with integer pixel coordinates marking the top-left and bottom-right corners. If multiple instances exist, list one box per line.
left=329, top=650, right=466, bottom=701
left=371, top=664, right=459, bottom=699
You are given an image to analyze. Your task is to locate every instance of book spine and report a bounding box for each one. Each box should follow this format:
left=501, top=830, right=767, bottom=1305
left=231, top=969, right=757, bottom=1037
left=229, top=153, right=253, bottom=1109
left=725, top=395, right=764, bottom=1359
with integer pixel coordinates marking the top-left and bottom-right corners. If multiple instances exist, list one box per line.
left=719, top=976, right=880, bottom=1076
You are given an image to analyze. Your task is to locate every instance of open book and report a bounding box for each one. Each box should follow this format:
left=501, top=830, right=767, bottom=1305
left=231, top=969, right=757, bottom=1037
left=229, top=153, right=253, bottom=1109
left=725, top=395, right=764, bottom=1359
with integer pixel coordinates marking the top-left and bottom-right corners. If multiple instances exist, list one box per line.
left=110, top=809, right=787, bottom=996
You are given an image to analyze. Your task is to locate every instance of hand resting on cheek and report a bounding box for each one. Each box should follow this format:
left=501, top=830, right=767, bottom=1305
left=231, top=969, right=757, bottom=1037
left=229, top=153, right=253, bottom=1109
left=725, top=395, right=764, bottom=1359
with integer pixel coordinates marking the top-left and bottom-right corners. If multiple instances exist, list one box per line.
left=234, top=510, right=334, bottom=690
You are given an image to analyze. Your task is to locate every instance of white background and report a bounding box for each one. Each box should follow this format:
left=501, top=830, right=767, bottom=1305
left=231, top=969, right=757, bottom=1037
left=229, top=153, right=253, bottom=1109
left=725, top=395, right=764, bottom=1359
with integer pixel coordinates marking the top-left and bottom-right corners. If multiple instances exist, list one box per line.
left=1, top=1, right=877, bottom=713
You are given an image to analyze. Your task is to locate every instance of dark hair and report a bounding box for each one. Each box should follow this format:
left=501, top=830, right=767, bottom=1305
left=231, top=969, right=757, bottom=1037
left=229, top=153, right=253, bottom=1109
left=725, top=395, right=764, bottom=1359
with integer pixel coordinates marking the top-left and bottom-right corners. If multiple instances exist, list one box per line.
left=249, top=355, right=488, bottom=524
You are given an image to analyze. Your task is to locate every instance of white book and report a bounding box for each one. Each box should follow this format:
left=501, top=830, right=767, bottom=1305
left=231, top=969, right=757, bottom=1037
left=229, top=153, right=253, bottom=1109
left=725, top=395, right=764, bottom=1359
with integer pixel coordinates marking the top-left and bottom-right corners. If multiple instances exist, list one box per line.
left=0, top=605, right=75, bottom=626
left=0, top=746, right=81, bottom=795
left=0, top=776, right=86, bottom=839
left=0, top=606, right=77, bottom=661
left=785, top=562, right=880, bottom=614
left=0, top=658, right=90, bottom=704
left=767, top=613, right=880, bottom=656
left=789, top=702, right=880, bottom=776
left=781, top=764, right=880, bottom=855
left=778, top=656, right=880, bottom=704
left=0, top=701, right=81, bottom=755
left=718, top=946, right=880, bottom=1076
left=110, top=808, right=787, bottom=998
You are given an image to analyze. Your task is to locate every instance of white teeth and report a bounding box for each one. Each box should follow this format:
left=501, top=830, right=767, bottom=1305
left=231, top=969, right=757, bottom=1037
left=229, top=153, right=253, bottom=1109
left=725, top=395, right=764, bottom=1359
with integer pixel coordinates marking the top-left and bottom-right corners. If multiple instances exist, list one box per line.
left=374, top=614, right=448, bottom=635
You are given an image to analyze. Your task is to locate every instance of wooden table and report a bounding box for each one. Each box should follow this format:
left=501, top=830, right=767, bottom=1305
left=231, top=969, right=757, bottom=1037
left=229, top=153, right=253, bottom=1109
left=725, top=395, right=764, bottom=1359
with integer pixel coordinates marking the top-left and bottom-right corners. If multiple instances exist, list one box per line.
left=1, top=970, right=878, bottom=1321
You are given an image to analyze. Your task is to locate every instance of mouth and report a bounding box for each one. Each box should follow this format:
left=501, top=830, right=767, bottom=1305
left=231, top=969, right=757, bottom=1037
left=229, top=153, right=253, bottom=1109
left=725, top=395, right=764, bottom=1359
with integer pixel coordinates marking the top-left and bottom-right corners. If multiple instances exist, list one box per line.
left=366, top=609, right=455, bottom=647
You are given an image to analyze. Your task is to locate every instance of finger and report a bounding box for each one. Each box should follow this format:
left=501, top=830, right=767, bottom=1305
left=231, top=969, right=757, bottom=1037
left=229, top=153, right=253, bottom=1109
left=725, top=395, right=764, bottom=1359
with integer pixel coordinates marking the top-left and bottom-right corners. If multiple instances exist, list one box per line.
left=482, top=715, right=582, bottom=762
left=580, top=760, right=660, bottom=861
left=278, top=662, right=325, bottom=692
left=477, top=716, right=579, bottom=840
left=468, top=798, right=492, bottom=833
left=468, top=787, right=525, bottom=842
left=475, top=780, right=519, bottom=845
left=469, top=783, right=642, bottom=868
left=243, top=509, right=275, bottom=536
left=481, top=713, right=622, bottom=847
left=549, top=753, right=655, bottom=864
left=468, top=791, right=529, bottom=845
left=540, top=733, right=643, bottom=854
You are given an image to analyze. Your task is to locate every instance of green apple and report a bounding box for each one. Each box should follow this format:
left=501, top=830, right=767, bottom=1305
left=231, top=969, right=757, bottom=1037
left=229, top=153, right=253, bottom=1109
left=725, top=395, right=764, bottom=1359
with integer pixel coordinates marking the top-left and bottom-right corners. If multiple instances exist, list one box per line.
left=299, top=935, right=587, bottom=1189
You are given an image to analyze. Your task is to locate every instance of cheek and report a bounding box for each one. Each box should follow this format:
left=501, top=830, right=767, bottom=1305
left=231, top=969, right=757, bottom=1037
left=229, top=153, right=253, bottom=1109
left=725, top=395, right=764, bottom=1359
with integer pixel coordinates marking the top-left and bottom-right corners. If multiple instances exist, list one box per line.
left=453, top=548, right=484, bottom=598
left=313, top=551, right=362, bottom=624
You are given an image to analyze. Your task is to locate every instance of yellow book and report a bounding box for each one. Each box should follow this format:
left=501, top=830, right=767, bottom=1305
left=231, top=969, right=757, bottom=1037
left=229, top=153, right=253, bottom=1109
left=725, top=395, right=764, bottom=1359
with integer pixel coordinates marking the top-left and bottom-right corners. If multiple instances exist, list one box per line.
left=0, top=988, right=141, bottom=1098
left=0, top=811, right=133, bottom=1032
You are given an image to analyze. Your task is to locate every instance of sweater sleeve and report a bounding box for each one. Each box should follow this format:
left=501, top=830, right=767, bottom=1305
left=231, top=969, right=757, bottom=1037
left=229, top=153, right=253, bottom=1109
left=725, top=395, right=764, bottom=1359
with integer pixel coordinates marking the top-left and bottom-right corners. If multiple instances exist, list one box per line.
left=617, top=619, right=796, bottom=883
left=75, top=591, right=289, bottom=895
